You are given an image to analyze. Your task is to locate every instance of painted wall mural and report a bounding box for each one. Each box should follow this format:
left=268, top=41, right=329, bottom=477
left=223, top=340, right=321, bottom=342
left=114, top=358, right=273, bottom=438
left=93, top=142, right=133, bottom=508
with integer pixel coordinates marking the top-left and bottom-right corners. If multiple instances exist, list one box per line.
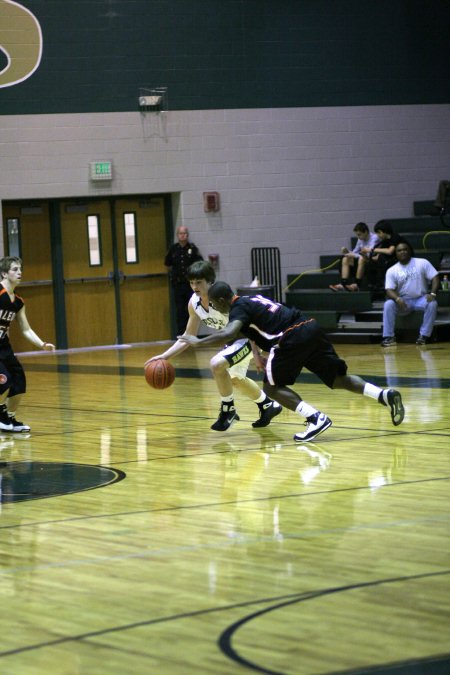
left=0, top=0, right=42, bottom=87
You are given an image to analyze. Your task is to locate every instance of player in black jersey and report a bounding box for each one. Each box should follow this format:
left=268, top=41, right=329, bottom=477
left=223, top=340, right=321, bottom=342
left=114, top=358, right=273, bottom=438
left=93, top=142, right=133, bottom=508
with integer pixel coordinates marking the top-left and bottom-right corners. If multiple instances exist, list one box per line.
left=0, top=257, right=55, bottom=432
left=181, top=282, right=404, bottom=442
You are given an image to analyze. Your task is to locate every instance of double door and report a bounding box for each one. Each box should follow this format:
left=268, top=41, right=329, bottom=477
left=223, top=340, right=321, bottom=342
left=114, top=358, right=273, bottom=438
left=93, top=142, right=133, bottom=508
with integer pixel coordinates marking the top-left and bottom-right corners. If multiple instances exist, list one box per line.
left=3, top=196, right=171, bottom=350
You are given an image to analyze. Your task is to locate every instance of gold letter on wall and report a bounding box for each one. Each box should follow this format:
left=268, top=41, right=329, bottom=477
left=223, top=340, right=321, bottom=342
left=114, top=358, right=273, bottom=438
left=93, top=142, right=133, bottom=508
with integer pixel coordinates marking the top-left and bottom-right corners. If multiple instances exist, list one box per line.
left=0, top=0, right=43, bottom=88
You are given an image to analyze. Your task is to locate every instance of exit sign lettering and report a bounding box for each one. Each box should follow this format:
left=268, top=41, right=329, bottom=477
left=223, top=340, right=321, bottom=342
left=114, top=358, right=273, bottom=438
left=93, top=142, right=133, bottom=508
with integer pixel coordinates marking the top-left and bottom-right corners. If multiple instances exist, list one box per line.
left=89, top=161, right=113, bottom=181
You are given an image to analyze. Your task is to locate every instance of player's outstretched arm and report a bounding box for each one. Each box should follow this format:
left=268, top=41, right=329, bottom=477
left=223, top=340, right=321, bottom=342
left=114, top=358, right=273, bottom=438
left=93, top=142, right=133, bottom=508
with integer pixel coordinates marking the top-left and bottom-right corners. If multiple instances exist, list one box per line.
left=15, top=307, right=55, bottom=351
left=180, top=319, right=243, bottom=348
left=145, top=306, right=201, bottom=366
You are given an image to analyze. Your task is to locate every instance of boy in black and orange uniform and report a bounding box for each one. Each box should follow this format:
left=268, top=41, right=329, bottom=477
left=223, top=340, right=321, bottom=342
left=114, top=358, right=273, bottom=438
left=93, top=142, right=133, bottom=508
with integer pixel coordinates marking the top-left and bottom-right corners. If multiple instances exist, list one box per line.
left=0, top=257, right=55, bottom=432
left=181, top=282, right=405, bottom=442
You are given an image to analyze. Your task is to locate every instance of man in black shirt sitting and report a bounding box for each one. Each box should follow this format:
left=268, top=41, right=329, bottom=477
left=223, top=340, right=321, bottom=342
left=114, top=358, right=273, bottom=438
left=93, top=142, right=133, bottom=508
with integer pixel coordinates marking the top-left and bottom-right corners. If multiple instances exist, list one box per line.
left=362, top=220, right=406, bottom=290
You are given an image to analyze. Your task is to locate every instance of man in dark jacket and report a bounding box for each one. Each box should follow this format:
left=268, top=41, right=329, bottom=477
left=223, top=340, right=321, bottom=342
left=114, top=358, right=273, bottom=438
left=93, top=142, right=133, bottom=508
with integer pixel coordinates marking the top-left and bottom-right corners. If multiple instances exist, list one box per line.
left=164, top=226, right=203, bottom=335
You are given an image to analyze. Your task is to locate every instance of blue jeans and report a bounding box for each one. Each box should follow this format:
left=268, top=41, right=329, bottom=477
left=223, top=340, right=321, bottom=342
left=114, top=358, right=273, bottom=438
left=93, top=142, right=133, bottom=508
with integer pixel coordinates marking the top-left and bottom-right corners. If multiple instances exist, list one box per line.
left=383, top=296, right=438, bottom=338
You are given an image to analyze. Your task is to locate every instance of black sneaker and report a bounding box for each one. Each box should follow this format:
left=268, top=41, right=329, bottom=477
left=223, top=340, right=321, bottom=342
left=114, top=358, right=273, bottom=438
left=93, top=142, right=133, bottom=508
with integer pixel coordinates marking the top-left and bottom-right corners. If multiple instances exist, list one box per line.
left=381, top=389, right=405, bottom=426
left=252, top=400, right=282, bottom=428
left=211, top=406, right=240, bottom=432
left=8, top=416, right=31, bottom=433
left=0, top=405, right=13, bottom=432
left=294, top=412, right=332, bottom=442
left=416, top=335, right=428, bottom=346
left=381, top=337, right=397, bottom=348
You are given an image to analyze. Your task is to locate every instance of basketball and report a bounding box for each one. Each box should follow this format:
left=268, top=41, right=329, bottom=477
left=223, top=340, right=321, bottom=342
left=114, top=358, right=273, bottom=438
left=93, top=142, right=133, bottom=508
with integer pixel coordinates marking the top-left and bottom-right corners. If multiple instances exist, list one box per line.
left=144, top=359, right=175, bottom=389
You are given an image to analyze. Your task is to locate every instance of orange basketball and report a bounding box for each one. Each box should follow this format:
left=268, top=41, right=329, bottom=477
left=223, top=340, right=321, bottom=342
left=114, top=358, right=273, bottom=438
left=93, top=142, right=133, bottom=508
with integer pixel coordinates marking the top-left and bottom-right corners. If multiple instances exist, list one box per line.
left=144, top=359, right=175, bottom=389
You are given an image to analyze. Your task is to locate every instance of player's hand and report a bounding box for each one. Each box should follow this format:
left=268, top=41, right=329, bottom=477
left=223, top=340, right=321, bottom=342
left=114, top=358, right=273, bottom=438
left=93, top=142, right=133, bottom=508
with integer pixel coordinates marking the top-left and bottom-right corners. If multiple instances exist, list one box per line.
left=42, top=343, right=55, bottom=351
left=396, top=298, right=407, bottom=310
left=144, top=355, right=165, bottom=367
left=253, top=353, right=267, bottom=373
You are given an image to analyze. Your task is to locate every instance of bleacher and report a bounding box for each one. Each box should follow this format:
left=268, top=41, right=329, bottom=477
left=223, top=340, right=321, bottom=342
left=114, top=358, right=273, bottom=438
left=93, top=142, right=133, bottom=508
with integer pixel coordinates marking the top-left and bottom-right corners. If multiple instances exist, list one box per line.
left=285, top=202, right=450, bottom=344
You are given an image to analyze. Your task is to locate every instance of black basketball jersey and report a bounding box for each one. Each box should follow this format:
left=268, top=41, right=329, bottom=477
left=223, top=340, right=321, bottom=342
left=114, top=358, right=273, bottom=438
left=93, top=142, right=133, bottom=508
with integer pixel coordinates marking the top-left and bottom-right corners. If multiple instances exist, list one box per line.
left=229, top=294, right=307, bottom=351
left=0, top=287, right=24, bottom=345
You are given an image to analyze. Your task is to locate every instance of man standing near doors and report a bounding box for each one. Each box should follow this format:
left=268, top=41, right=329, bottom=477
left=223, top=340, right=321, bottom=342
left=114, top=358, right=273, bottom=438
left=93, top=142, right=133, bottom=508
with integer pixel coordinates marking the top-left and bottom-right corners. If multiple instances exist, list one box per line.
left=164, top=226, right=203, bottom=335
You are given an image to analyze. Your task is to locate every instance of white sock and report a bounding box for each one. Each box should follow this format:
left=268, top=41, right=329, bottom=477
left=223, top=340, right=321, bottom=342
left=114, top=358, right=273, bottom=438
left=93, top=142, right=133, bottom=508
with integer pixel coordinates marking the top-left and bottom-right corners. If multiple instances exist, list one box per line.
left=221, top=395, right=234, bottom=404
left=363, top=383, right=383, bottom=400
left=253, top=392, right=266, bottom=404
left=296, top=401, right=318, bottom=419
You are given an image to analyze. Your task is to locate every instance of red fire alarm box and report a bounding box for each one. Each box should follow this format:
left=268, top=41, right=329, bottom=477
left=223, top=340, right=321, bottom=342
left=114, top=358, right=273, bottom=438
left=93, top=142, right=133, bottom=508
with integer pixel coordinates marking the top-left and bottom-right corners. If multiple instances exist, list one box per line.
left=203, top=191, right=220, bottom=212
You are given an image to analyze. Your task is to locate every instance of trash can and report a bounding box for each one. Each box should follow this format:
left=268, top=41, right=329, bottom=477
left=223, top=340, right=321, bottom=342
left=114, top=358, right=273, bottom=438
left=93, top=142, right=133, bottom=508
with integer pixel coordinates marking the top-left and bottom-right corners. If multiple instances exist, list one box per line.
left=236, top=284, right=275, bottom=300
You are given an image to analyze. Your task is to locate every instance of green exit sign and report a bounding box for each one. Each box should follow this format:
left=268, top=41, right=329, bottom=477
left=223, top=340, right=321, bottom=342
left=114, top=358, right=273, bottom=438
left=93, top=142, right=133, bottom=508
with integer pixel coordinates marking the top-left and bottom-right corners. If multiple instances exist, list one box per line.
left=89, top=160, right=113, bottom=181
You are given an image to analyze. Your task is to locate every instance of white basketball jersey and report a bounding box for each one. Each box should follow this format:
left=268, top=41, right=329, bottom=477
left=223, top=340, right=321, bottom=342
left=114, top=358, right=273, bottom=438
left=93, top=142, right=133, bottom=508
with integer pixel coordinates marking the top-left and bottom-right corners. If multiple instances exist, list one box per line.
left=189, top=294, right=228, bottom=330
left=189, top=294, right=252, bottom=380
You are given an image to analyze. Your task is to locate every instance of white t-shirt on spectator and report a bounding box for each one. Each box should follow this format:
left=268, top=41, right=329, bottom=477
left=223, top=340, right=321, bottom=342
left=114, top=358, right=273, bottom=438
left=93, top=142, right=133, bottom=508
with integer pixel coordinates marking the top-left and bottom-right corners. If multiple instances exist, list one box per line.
left=352, top=232, right=379, bottom=257
left=385, top=258, right=438, bottom=298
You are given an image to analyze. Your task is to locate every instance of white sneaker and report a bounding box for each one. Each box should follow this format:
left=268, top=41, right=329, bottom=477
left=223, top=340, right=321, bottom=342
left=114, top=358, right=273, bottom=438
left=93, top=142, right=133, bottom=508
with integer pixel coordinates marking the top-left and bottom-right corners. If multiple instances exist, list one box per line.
left=294, top=412, right=332, bottom=442
left=9, top=416, right=31, bottom=433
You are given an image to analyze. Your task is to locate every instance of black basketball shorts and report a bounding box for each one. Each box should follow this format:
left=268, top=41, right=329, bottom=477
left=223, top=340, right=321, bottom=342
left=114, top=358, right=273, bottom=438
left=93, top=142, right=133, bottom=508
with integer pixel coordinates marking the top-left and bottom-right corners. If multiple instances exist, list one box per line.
left=265, top=318, right=347, bottom=388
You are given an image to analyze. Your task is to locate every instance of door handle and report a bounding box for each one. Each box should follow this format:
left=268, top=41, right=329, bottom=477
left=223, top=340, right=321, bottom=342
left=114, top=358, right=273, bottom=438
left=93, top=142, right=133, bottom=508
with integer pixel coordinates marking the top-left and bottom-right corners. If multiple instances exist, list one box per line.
left=107, top=271, right=125, bottom=284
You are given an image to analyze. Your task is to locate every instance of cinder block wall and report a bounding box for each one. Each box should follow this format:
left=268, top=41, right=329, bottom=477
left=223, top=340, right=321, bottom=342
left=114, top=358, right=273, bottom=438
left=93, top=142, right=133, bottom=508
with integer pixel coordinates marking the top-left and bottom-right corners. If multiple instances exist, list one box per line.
left=1, top=104, right=449, bottom=289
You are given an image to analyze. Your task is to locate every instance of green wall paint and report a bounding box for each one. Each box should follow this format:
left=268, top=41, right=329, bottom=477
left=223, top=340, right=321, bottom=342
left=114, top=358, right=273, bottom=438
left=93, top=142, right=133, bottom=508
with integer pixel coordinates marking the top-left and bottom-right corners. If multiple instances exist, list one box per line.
left=1, top=0, right=449, bottom=114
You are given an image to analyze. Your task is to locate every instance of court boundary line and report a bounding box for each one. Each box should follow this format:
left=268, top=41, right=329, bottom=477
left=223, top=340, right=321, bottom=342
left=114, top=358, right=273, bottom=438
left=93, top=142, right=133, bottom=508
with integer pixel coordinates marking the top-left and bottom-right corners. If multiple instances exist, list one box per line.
left=217, top=571, right=450, bottom=675
left=0, top=570, right=447, bottom=662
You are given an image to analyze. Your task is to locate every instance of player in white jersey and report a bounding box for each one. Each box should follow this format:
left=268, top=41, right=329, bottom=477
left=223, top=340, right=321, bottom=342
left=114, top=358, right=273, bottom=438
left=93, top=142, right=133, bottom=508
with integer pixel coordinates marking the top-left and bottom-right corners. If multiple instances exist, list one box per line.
left=145, top=261, right=281, bottom=431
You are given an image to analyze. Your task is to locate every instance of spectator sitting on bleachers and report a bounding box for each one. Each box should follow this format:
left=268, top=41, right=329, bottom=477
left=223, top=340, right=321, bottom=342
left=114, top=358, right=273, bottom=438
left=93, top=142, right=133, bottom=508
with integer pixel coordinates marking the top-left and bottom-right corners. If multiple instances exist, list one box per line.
left=329, top=222, right=379, bottom=292
left=381, top=241, right=439, bottom=347
left=363, top=220, right=407, bottom=291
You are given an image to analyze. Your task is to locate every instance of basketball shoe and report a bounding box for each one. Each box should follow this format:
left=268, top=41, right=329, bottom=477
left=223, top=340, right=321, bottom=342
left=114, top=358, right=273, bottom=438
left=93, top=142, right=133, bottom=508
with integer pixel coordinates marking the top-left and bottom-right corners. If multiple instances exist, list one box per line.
left=379, top=389, right=404, bottom=426
left=211, top=404, right=240, bottom=432
left=8, top=414, right=31, bottom=433
left=294, top=412, right=332, bottom=442
left=252, top=400, right=282, bottom=428
left=0, top=405, right=13, bottom=432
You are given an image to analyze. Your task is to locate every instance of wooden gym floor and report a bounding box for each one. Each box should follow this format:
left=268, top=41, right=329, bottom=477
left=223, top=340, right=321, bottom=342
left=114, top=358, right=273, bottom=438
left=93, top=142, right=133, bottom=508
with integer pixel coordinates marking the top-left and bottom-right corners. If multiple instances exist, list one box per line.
left=0, top=341, right=448, bottom=674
